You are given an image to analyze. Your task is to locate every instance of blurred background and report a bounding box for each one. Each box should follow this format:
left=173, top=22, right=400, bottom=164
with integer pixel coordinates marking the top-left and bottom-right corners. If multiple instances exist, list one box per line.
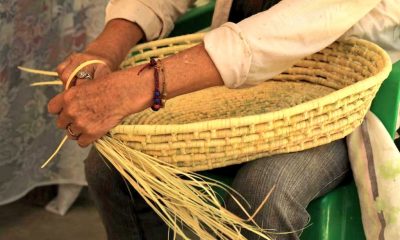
left=0, top=1, right=211, bottom=239
left=0, top=0, right=109, bottom=239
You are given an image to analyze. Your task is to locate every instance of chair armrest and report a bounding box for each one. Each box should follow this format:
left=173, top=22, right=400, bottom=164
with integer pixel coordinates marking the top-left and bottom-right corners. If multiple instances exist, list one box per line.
left=371, top=61, right=400, bottom=138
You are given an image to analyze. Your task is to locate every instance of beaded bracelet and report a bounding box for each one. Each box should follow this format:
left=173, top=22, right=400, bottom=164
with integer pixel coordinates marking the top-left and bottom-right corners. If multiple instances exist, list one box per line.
left=138, top=57, right=167, bottom=111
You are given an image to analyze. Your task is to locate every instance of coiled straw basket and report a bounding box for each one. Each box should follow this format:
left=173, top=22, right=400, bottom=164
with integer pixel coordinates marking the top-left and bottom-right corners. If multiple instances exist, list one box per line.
left=23, top=32, right=392, bottom=239
left=115, top=32, right=392, bottom=172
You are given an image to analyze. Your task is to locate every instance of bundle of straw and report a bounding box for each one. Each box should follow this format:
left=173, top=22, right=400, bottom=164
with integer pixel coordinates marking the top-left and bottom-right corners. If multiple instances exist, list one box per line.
left=20, top=33, right=392, bottom=239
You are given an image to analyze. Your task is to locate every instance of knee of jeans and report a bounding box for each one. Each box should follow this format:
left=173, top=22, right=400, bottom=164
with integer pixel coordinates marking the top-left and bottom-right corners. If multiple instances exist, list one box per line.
left=269, top=169, right=313, bottom=209
left=227, top=165, right=310, bottom=237
left=231, top=160, right=309, bottom=212
left=253, top=168, right=310, bottom=221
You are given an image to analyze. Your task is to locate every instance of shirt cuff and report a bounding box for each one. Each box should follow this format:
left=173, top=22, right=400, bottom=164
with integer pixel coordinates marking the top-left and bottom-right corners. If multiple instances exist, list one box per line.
left=105, top=0, right=163, bottom=41
left=203, top=23, right=253, bottom=88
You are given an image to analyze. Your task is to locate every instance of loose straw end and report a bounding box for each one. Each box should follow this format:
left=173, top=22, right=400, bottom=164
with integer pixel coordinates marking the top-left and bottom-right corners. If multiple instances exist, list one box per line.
left=30, top=80, right=63, bottom=87
left=18, top=66, right=59, bottom=76
left=41, top=135, right=69, bottom=168
left=95, top=136, right=273, bottom=240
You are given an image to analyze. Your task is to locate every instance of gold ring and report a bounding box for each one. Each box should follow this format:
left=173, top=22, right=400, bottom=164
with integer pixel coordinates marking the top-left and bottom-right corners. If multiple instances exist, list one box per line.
left=66, top=123, right=79, bottom=138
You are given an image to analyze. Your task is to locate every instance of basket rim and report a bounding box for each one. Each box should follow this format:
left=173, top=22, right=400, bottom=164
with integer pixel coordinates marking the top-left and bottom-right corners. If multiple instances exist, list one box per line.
left=110, top=37, right=392, bottom=136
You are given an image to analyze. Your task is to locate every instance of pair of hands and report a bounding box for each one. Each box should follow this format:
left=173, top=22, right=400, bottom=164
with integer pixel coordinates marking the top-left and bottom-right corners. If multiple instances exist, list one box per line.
left=48, top=52, right=151, bottom=147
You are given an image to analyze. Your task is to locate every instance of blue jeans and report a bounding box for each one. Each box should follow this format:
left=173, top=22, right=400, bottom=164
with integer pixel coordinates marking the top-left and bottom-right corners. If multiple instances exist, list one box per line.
left=85, top=139, right=349, bottom=240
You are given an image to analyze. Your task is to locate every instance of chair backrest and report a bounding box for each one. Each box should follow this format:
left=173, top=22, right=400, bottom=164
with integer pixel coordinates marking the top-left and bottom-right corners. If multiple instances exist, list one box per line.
left=371, top=61, right=400, bottom=138
left=170, top=0, right=216, bottom=37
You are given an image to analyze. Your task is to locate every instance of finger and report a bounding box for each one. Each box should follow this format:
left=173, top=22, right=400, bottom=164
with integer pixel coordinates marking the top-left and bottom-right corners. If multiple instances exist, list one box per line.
left=75, top=79, right=86, bottom=86
left=66, top=123, right=82, bottom=140
left=56, top=112, right=73, bottom=129
left=48, top=93, right=64, bottom=115
left=56, top=56, right=72, bottom=77
left=77, top=134, right=94, bottom=148
left=59, top=55, right=89, bottom=86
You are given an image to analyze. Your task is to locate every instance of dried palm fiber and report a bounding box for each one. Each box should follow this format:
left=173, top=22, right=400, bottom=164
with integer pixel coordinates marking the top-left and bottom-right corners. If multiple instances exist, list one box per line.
left=20, top=32, right=392, bottom=239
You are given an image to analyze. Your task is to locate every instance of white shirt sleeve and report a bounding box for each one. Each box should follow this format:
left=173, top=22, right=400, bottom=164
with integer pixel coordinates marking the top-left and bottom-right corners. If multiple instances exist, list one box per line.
left=105, top=0, right=194, bottom=40
left=204, top=0, right=382, bottom=88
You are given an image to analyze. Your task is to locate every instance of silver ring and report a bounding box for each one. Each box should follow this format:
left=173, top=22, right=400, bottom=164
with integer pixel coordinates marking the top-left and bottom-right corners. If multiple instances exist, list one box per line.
left=76, top=70, right=93, bottom=80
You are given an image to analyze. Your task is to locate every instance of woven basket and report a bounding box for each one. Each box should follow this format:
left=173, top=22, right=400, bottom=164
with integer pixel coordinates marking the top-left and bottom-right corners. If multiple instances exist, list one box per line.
left=114, top=33, right=391, bottom=172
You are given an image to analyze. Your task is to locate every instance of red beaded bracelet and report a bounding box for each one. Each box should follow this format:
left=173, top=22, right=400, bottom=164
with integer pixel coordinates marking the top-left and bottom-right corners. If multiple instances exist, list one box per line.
left=138, top=57, right=167, bottom=111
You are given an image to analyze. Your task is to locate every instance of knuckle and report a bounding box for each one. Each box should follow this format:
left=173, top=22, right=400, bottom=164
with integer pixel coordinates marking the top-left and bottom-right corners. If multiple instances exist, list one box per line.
left=60, top=71, right=71, bottom=82
left=83, top=53, right=94, bottom=59
left=66, top=110, right=76, bottom=120
left=85, top=129, right=97, bottom=137
left=74, top=119, right=86, bottom=129
left=70, top=53, right=78, bottom=60
left=56, top=64, right=64, bottom=74
left=63, top=89, right=74, bottom=102
left=78, top=139, right=90, bottom=148
left=47, top=98, right=60, bottom=114
left=47, top=101, right=54, bottom=112
left=62, top=105, right=75, bottom=118
left=56, top=118, right=64, bottom=129
left=77, top=139, right=84, bottom=147
left=74, top=53, right=88, bottom=61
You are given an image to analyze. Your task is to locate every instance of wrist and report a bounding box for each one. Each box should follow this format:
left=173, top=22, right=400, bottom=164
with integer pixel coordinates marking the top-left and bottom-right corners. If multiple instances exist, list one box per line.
left=111, top=66, right=154, bottom=115
left=84, top=20, right=144, bottom=71
left=130, top=66, right=154, bottom=112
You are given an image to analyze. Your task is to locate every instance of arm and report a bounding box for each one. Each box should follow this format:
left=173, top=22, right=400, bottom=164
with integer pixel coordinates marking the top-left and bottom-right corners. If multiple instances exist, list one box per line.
left=85, top=19, right=144, bottom=71
left=48, top=44, right=223, bottom=147
left=204, top=0, right=382, bottom=88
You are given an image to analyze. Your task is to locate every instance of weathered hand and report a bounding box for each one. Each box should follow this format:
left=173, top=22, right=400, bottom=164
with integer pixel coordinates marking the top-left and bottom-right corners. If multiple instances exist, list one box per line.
left=48, top=43, right=224, bottom=147
left=48, top=69, right=152, bottom=147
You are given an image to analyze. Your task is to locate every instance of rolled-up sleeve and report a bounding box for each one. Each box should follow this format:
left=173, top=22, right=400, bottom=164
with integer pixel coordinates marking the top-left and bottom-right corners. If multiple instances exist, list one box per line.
left=105, top=0, right=194, bottom=40
left=204, top=0, right=381, bottom=88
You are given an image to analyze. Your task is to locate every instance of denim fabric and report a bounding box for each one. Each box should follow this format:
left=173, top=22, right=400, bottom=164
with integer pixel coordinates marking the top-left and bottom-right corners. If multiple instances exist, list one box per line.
left=85, top=139, right=349, bottom=240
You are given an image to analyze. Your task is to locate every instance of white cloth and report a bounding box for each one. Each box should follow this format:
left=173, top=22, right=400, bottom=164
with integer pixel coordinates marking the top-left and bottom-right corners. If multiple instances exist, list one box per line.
left=105, top=0, right=400, bottom=86
left=105, top=0, right=194, bottom=40
left=105, top=1, right=400, bottom=239
left=347, top=112, right=400, bottom=240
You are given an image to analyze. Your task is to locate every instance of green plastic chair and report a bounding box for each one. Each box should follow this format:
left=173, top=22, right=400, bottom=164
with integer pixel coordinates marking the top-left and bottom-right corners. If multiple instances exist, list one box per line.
left=171, top=2, right=400, bottom=239
left=170, top=1, right=216, bottom=37
left=301, top=61, right=400, bottom=240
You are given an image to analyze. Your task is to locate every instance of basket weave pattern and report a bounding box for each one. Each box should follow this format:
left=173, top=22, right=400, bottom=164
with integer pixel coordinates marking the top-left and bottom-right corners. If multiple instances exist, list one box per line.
left=114, top=33, right=391, bottom=172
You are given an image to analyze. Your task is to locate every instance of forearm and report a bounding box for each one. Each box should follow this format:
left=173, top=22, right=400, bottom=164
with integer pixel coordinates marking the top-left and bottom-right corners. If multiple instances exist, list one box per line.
left=162, top=44, right=224, bottom=99
left=85, top=19, right=144, bottom=70
left=121, top=43, right=224, bottom=113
